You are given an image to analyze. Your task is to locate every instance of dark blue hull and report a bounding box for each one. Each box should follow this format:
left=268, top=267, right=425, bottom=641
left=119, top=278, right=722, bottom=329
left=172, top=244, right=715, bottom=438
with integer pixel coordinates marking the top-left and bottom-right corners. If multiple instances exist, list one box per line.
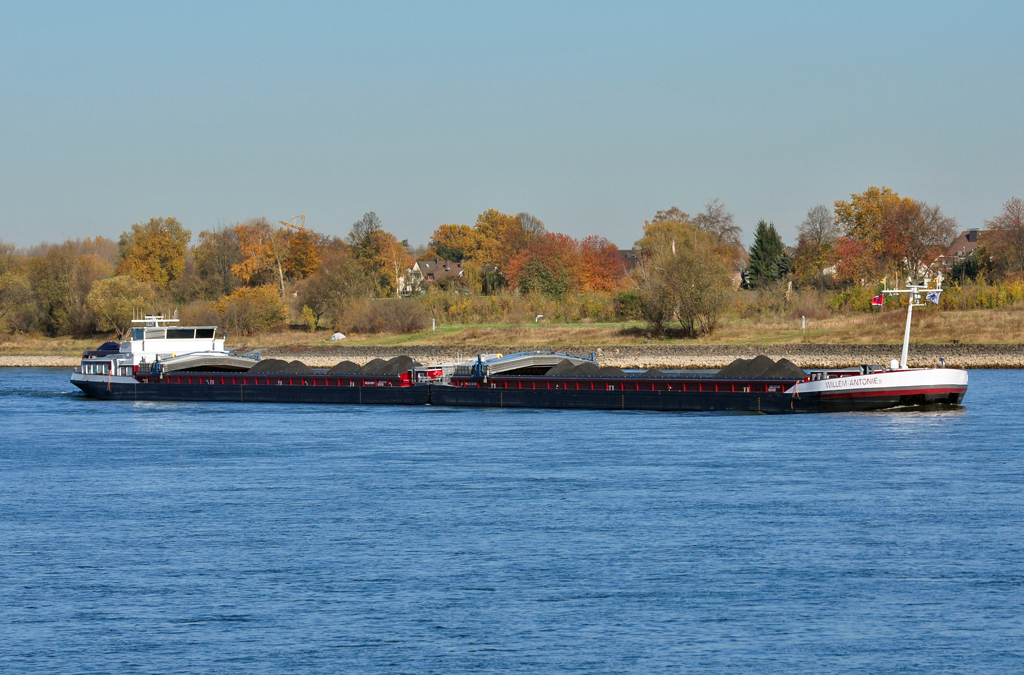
left=72, top=378, right=818, bottom=413
left=72, top=379, right=431, bottom=405
left=428, top=383, right=807, bottom=412
left=72, top=377, right=964, bottom=413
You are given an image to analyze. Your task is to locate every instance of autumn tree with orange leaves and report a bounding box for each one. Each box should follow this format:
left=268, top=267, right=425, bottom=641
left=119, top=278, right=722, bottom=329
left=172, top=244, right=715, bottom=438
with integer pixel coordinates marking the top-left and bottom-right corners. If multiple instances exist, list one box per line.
left=505, top=233, right=584, bottom=298
left=284, top=229, right=328, bottom=280
left=833, top=187, right=957, bottom=283
left=504, top=233, right=625, bottom=298
left=579, top=236, right=626, bottom=292
left=231, top=218, right=288, bottom=296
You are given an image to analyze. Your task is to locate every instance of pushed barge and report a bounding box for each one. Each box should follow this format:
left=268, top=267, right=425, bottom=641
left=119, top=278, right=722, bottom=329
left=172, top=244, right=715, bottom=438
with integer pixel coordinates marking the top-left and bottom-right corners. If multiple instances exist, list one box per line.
left=72, top=283, right=967, bottom=413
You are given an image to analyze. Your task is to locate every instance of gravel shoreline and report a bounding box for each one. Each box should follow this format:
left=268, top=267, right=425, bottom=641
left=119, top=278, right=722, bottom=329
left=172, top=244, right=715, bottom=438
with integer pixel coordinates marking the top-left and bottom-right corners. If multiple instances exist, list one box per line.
left=0, top=356, right=81, bottom=367
left=7, top=343, right=1024, bottom=369
left=263, top=343, right=1024, bottom=369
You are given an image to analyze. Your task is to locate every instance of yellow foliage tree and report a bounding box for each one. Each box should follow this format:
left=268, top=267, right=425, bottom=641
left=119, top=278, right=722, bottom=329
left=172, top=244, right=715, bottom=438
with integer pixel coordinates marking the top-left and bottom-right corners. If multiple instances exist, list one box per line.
left=216, top=284, right=287, bottom=335
left=284, top=229, right=327, bottom=280
left=471, top=210, right=546, bottom=269
left=377, top=230, right=413, bottom=298
left=473, top=209, right=521, bottom=267
left=87, top=275, right=156, bottom=337
left=231, top=218, right=287, bottom=296
left=428, top=224, right=481, bottom=262
left=116, top=217, right=191, bottom=289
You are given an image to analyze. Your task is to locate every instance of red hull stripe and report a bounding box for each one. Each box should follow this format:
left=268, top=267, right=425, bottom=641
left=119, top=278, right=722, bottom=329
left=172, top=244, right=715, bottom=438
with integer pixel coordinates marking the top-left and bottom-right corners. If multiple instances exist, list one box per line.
left=822, top=386, right=966, bottom=400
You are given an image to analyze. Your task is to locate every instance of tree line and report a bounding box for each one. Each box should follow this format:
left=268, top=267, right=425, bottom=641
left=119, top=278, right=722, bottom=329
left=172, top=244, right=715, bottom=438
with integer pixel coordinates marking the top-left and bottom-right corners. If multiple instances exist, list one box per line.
left=1, top=188, right=1021, bottom=339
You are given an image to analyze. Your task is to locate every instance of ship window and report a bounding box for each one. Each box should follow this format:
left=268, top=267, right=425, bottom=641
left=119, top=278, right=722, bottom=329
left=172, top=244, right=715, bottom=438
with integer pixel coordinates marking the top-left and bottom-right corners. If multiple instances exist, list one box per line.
left=144, top=329, right=165, bottom=339
left=132, top=328, right=145, bottom=340
left=195, top=328, right=215, bottom=339
left=166, top=328, right=195, bottom=339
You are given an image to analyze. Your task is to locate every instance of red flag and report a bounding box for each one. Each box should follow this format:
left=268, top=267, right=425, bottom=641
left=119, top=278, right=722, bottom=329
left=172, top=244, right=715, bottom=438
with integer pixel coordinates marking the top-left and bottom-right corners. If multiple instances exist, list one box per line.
left=871, top=294, right=883, bottom=306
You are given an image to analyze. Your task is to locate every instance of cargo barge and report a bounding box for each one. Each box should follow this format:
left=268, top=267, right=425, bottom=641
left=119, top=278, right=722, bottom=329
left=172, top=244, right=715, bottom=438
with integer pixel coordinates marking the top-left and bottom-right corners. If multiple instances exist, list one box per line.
left=71, top=282, right=967, bottom=413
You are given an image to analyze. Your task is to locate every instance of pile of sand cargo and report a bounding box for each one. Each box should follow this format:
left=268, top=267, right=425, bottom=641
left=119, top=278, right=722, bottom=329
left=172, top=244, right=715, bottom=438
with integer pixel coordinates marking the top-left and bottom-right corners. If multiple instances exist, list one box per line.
left=715, top=355, right=807, bottom=379
left=328, top=355, right=421, bottom=375
left=245, top=355, right=423, bottom=375
left=248, top=358, right=314, bottom=374
left=248, top=354, right=804, bottom=380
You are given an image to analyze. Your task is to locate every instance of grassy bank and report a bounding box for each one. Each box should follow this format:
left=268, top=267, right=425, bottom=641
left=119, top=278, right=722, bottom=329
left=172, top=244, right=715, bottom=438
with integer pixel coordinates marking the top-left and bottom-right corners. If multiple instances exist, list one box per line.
left=262, top=306, right=1024, bottom=350
left=4, top=305, right=1022, bottom=357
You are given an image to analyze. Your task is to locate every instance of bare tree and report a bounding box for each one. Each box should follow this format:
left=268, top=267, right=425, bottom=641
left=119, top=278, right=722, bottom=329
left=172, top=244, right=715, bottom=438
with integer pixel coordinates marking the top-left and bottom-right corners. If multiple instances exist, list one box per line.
left=506, top=212, right=548, bottom=259
left=793, top=204, right=838, bottom=289
left=986, top=197, right=1024, bottom=274
left=515, top=212, right=547, bottom=240
left=347, top=212, right=384, bottom=252
left=0, top=239, right=16, bottom=276
left=918, top=203, right=959, bottom=248
left=692, top=199, right=743, bottom=252
left=797, top=205, right=838, bottom=249
left=898, top=201, right=958, bottom=277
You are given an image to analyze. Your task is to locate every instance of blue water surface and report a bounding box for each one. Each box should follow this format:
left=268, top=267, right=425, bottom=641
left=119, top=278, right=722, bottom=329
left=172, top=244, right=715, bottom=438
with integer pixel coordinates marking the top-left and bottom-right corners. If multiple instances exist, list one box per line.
left=1, top=367, right=1022, bottom=674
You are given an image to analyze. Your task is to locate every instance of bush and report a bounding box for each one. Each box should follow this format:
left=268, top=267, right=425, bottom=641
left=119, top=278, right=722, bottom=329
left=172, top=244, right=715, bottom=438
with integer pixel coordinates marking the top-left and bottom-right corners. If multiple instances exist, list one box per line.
left=216, top=285, right=287, bottom=335
left=828, top=286, right=879, bottom=313
left=786, top=288, right=833, bottom=320
left=87, top=275, right=156, bottom=337
left=0, top=272, right=39, bottom=333
left=614, top=290, right=643, bottom=320
left=632, top=221, right=734, bottom=336
left=179, top=300, right=221, bottom=327
left=940, top=280, right=1024, bottom=310
left=738, top=284, right=789, bottom=317
left=415, top=290, right=617, bottom=325
left=294, top=248, right=373, bottom=330
left=28, top=244, right=110, bottom=336
left=346, top=299, right=428, bottom=334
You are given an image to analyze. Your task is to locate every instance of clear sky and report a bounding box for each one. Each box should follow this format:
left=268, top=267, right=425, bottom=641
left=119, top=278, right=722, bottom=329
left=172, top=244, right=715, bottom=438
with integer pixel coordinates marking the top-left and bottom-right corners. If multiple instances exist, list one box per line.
left=1, top=1, right=1021, bottom=249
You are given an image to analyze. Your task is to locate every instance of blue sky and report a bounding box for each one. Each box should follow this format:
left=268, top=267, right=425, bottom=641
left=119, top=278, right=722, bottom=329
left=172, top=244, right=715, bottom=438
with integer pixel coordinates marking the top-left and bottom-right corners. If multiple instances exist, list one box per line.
left=1, top=1, right=1021, bottom=249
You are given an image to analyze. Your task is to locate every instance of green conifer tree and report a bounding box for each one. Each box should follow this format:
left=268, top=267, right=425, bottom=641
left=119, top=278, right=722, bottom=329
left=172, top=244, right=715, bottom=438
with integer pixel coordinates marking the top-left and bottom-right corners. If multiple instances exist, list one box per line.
left=746, top=220, right=790, bottom=288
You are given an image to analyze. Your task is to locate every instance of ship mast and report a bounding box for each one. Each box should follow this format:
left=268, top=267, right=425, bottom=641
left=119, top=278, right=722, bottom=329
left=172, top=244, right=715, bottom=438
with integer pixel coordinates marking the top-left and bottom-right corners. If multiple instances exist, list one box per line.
left=882, top=279, right=942, bottom=369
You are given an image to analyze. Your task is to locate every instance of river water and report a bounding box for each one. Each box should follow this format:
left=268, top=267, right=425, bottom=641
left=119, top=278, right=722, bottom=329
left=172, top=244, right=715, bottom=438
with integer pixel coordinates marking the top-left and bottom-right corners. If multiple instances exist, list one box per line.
left=1, top=367, right=1022, bottom=673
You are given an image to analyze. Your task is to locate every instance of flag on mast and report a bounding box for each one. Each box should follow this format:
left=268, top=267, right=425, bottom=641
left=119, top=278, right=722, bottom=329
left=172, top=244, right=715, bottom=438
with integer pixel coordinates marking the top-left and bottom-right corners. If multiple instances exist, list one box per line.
left=871, top=294, right=884, bottom=307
